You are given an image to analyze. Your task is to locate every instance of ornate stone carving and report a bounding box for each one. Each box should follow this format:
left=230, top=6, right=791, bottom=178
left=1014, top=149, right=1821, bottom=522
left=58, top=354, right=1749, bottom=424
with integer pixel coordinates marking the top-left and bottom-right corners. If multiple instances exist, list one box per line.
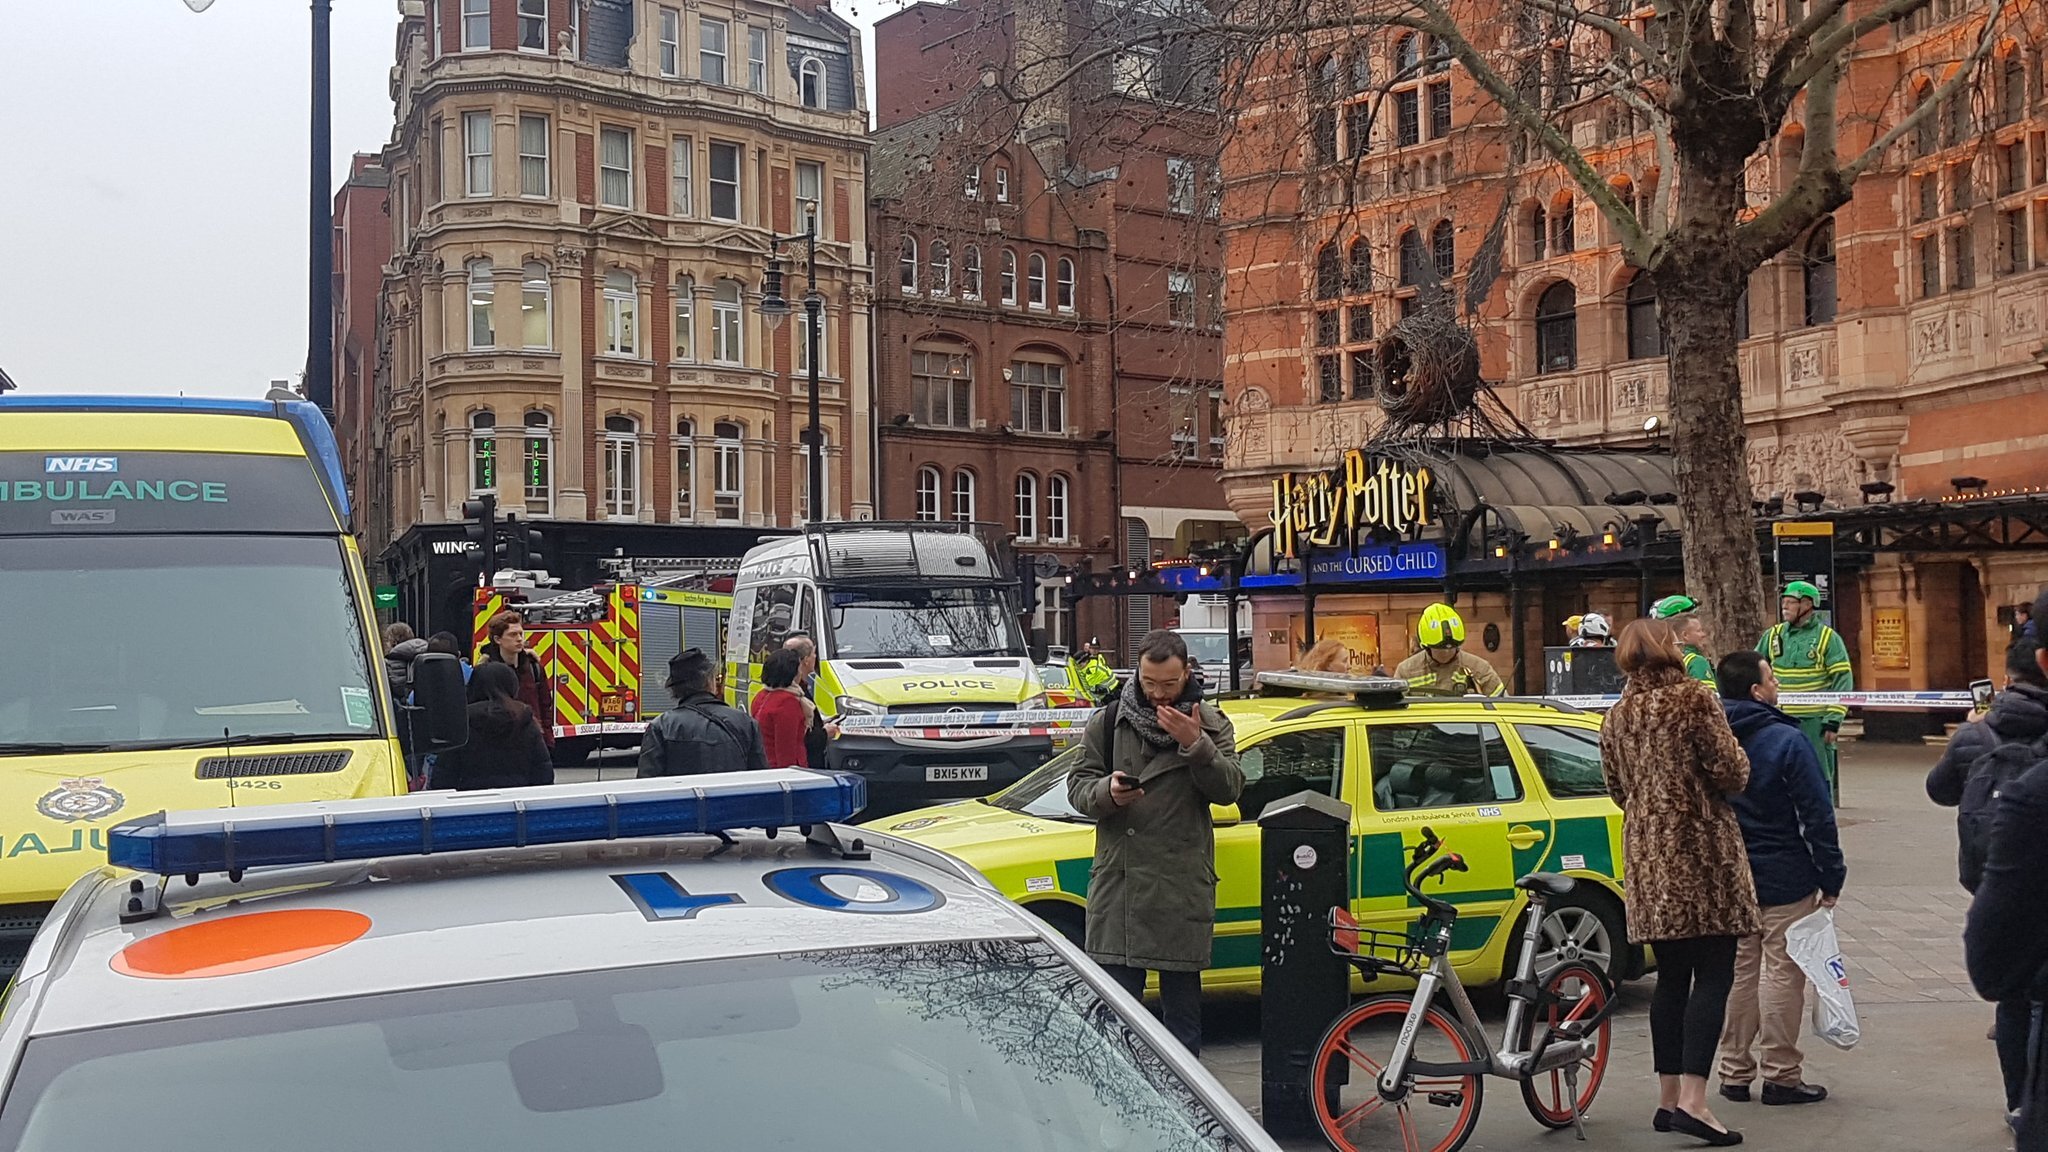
left=520, top=359, right=546, bottom=370
left=1786, top=345, right=1822, bottom=384
left=1913, top=314, right=1952, bottom=361
left=461, top=207, right=490, bottom=219
left=463, top=359, right=495, bottom=371
left=554, top=245, right=587, bottom=265
left=1614, top=376, right=1648, bottom=412
left=1237, top=387, right=1271, bottom=413
left=1745, top=431, right=1860, bottom=502
left=714, top=373, right=750, bottom=387
left=1530, top=384, right=1565, bottom=427
left=519, top=206, right=544, bottom=219
left=847, top=283, right=875, bottom=306
left=2003, top=296, right=2040, bottom=336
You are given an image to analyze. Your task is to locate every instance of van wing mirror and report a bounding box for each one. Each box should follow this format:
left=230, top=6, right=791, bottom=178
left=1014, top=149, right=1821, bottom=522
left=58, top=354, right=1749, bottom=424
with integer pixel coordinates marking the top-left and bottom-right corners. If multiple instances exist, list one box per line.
left=409, top=653, right=469, bottom=753
left=1211, top=803, right=1242, bottom=827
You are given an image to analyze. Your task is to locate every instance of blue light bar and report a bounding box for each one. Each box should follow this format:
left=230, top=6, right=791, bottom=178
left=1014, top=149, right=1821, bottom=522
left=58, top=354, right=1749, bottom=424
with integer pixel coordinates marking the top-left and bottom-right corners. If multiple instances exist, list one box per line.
left=107, top=769, right=867, bottom=877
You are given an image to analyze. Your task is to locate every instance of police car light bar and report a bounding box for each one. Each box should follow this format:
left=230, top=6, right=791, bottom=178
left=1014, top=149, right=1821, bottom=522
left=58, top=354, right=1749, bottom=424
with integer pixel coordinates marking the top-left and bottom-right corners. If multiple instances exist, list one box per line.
left=106, top=769, right=867, bottom=877
left=1256, top=671, right=1410, bottom=702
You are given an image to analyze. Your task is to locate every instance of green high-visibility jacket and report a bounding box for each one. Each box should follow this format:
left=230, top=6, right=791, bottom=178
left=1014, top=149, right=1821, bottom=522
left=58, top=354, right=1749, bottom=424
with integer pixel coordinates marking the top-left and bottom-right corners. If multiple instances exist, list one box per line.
left=1758, top=618, right=1854, bottom=726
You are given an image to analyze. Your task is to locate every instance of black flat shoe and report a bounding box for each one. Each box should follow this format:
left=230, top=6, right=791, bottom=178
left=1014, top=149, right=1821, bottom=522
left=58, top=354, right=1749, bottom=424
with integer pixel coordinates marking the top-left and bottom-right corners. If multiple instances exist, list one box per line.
left=1719, top=1083, right=1751, bottom=1103
left=1654, top=1108, right=1673, bottom=1132
left=1672, top=1109, right=1744, bottom=1146
left=1761, top=1081, right=1828, bottom=1105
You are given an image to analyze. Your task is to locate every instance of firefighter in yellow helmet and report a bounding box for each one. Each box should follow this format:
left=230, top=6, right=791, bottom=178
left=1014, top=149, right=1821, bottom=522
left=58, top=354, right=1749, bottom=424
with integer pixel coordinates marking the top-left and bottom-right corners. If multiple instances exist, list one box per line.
left=1395, top=604, right=1505, bottom=697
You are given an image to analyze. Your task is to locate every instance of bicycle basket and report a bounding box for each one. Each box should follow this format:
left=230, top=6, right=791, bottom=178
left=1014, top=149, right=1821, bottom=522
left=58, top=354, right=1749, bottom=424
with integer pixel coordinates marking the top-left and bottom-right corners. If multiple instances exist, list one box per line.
left=1329, top=908, right=1426, bottom=977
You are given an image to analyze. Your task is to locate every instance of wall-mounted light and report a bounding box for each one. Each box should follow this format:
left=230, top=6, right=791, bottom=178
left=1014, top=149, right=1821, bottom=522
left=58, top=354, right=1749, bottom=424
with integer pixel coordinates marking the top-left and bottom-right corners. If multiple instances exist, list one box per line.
left=1794, top=489, right=1826, bottom=513
left=1493, top=544, right=1509, bottom=558
left=1859, top=480, right=1894, bottom=504
left=1951, top=475, right=1988, bottom=496
left=1601, top=531, right=1617, bottom=546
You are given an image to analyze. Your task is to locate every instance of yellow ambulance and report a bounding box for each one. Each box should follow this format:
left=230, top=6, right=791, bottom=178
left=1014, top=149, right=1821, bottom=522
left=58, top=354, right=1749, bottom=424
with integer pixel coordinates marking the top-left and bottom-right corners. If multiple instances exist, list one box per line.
left=0, top=394, right=435, bottom=974
left=870, top=671, right=1633, bottom=990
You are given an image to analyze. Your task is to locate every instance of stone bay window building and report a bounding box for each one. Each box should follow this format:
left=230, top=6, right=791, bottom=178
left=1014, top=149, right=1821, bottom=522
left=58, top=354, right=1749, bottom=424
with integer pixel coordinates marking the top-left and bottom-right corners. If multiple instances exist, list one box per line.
left=356, top=0, right=874, bottom=633
left=1220, top=6, right=2048, bottom=693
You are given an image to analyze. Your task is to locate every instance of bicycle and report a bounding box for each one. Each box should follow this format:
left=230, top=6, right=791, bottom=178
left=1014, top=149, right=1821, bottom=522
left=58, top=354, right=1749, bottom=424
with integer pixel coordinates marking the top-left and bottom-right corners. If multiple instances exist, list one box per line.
left=1311, top=826, right=1617, bottom=1152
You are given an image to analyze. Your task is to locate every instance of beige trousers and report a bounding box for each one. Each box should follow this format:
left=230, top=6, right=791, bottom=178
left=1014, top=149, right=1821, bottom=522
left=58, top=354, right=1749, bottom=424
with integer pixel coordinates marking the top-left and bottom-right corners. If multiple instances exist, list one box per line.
left=1716, top=891, right=1823, bottom=1087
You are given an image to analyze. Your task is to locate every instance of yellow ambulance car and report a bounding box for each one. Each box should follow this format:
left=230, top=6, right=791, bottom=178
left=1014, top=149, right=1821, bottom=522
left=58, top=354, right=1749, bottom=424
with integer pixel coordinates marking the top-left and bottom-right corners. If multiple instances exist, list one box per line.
left=0, top=394, right=417, bottom=973
left=871, top=672, right=1633, bottom=989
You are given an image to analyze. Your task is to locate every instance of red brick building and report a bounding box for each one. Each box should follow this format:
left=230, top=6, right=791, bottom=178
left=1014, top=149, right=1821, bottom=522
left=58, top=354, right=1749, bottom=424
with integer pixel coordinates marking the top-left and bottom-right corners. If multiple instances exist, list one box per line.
left=1219, top=3, right=2048, bottom=690
left=332, top=154, right=393, bottom=550
left=872, top=0, right=1239, bottom=656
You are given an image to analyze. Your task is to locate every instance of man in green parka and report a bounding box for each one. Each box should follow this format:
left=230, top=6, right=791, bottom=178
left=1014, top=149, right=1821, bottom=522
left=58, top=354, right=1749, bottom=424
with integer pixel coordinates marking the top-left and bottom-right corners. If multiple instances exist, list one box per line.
left=1069, top=628, right=1244, bottom=1055
left=1759, top=581, right=1854, bottom=800
left=1652, top=594, right=1716, bottom=684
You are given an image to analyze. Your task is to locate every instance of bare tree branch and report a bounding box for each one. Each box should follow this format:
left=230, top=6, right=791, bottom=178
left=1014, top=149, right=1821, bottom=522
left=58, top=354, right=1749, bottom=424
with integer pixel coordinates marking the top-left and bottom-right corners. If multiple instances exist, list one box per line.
left=1515, top=0, right=1660, bottom=65
left=1406, top=0, right=1647, bottom=256
left=1835, top=0, right=2007, bottom=181
left=1777, top=0, right=1944, bottom=95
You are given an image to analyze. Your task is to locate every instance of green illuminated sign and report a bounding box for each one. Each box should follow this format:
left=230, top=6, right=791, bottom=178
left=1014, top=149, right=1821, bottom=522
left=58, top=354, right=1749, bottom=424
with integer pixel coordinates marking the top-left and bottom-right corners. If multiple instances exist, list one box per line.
left=372, top=585, right=400, bottom=608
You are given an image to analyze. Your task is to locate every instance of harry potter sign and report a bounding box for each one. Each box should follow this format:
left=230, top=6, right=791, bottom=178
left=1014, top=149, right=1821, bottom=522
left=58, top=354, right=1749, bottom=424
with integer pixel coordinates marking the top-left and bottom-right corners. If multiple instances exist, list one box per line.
left=1270, top=451, right=1435, bottom=559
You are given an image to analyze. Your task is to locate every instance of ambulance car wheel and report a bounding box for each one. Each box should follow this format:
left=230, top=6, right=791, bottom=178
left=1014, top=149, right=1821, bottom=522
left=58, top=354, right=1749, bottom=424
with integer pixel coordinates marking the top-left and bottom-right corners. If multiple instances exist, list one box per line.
left=1028, top=902, right=1086, bottom=947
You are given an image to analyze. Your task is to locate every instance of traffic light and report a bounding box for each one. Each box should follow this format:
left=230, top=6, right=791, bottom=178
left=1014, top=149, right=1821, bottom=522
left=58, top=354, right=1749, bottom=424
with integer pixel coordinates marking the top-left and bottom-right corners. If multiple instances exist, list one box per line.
left=462, top=493, right=497, bottom=578
left=499, top=513, right=546, bottom=572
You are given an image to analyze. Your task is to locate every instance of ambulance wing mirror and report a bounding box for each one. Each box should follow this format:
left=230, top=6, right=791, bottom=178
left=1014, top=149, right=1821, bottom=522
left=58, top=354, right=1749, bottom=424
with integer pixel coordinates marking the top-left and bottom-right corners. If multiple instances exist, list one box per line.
left=410, top=653, right=470, bottom=753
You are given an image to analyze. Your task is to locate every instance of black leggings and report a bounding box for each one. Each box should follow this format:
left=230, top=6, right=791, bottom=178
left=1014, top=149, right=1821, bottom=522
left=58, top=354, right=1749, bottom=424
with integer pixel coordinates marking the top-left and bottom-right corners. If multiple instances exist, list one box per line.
left=1650, top=934, right=1739, bottom=1078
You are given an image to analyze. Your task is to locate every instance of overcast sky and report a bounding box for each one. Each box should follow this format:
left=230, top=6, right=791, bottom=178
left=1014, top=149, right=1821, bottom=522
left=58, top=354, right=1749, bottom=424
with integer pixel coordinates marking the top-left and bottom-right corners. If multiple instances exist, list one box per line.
left=0, top=1, right=887, bottom=400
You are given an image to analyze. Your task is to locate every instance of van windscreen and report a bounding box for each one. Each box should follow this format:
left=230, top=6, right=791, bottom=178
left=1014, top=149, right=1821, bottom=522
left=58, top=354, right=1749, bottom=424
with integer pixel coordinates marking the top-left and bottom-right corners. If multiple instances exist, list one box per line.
left=825, top=587, right=1020, bottom=660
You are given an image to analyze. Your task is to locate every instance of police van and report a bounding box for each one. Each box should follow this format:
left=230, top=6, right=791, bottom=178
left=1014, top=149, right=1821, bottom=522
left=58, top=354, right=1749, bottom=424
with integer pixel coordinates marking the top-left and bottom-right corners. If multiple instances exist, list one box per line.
left=0, top=393, right=462, bottom=976
left=0, top=772, right=1275, bottom=1152
left=725, top=522, right=1054, bottom=814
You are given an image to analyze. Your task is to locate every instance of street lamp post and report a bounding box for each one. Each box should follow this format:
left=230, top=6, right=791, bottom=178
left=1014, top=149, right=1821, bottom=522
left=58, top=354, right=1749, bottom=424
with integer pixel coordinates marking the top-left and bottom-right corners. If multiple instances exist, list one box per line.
left=759, top=225, right=825, bottom=523
left=183, top=0, right=334, bottom=416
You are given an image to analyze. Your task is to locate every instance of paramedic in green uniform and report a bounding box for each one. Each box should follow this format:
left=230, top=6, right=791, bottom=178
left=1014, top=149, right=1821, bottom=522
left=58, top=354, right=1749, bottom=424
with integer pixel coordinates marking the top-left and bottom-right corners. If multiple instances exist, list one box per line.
left=1758, top=581, right=1854, bottom=800
left=1652, top=594, right=1716, bottom=684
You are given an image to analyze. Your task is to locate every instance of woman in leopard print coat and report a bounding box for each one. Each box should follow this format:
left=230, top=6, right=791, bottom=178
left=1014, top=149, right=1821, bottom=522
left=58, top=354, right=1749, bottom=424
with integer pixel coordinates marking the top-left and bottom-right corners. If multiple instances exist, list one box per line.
left=1602, top=617, right=1760, bottom=1146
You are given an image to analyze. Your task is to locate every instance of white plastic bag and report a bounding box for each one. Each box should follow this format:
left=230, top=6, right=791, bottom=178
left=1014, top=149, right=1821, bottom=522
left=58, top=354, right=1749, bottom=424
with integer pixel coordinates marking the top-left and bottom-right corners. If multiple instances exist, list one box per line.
left=1786, top=907, right=1860, bottom=1050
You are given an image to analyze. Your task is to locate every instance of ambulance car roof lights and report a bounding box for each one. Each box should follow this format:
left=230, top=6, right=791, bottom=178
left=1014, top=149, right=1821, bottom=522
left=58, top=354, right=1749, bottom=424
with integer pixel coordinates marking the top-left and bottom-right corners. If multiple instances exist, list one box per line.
left=106, top=769, right=867, bottom=877
left=1255, top=670, right=1410, bottom=704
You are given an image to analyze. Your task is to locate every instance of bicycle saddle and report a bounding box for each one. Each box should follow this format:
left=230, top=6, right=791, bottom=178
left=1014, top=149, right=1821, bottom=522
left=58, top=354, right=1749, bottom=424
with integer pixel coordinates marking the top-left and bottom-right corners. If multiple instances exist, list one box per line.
left=1515, top=871, right=1575, bottom=895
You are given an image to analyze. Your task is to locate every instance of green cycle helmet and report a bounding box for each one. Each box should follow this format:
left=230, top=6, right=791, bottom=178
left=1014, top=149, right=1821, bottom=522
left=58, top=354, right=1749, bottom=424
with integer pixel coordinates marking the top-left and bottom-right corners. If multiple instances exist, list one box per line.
left=1782, top=580, right=1822, bottom=603
left=1649, top=594, right=1698, bottom=620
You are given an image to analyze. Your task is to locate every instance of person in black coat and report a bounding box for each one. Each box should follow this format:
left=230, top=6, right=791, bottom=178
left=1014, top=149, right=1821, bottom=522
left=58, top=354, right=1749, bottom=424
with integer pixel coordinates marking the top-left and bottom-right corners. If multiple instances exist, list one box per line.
left=435, top=661, right=554, bottom=791
left=1968, top=589, right=2048, bottom=1147
left=638, top=649, right=769, bottom=777
left=1712, top=651, right=1845, bottom=1107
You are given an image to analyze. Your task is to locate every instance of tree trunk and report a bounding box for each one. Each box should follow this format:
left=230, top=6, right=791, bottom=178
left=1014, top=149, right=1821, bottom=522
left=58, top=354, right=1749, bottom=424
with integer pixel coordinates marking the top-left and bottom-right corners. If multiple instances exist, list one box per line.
left=1653, top=244, right=1768, bottom=659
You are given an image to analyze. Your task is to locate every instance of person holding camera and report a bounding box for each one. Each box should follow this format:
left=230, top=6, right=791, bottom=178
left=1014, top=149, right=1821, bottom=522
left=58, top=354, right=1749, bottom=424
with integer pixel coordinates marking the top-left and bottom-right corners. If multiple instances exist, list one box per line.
left=1067, top=629, right=1244, bottom=1055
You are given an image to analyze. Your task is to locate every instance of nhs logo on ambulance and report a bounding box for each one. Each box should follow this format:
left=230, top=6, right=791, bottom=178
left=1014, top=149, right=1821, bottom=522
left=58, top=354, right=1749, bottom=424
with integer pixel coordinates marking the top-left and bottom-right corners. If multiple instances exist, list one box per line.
left=44, top=456, right=118, bottom=474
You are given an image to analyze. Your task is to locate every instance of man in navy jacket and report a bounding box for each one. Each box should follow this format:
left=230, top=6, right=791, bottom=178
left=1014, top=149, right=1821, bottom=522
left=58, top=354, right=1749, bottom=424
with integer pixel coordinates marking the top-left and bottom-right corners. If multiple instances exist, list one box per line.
left=1713, top=650, right=1848, bottom=1107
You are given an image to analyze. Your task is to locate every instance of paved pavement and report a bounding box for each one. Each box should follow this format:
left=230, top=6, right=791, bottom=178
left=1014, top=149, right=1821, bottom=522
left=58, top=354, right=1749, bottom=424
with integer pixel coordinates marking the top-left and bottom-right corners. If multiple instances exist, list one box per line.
left=1194, top=738, right=2014, bottom=1150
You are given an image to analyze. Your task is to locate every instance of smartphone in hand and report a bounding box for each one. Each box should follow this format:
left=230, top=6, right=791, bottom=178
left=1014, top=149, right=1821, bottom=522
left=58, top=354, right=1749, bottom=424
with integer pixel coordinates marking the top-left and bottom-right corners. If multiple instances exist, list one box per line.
left=1971, top=678, right=1996, bottom=711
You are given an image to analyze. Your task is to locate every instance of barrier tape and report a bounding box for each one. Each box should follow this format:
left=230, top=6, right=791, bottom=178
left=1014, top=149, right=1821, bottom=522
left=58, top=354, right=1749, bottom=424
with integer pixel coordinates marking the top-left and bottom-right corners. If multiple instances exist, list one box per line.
left=835, top=690, right=1979, bottom=732
left=1550, top=690, right=1977, bottom=711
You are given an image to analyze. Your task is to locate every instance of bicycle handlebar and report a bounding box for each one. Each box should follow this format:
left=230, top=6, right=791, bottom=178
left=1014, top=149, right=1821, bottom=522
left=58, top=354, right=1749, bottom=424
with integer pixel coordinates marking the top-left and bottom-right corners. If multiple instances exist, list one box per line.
left=1404, top=828, right=1466, bottom=916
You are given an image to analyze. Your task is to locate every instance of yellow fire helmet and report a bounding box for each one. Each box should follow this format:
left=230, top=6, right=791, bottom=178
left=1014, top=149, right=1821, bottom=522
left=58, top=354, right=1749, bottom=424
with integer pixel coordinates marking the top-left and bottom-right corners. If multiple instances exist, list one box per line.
left=1418, top=603, right=1467, bottom=648
left=1563, top=614, right=1585, bottom=634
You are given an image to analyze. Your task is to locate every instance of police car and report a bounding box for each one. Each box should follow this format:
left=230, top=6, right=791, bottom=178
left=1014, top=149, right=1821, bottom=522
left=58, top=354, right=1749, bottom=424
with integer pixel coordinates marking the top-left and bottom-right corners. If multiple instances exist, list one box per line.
left=0, top=770, right=1275, bottom=1151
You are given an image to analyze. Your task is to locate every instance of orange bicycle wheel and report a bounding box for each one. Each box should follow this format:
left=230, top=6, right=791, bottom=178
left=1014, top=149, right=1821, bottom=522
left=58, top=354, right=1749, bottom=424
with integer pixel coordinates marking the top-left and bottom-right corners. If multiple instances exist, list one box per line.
left=1517, top=962, right=1613, bottom=1129
left=1311, top=994, right=1484, bottom=1152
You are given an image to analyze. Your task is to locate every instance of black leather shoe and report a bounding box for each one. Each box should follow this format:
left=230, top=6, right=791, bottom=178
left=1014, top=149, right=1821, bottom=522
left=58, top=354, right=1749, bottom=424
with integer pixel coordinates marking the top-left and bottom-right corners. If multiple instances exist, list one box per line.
left=1761, top=1081, right=1828, bottom=1105
left=1672, top=1109, right=1744, bottom=1145
left=1719, top=1083, right=1751, bottom=1103
left=1654, top=1108, right=1673, bottom=1132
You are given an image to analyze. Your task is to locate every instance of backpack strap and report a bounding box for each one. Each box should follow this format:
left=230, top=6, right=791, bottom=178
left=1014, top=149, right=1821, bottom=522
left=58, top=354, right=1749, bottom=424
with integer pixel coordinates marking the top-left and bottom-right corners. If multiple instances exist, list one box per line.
left=1088, top=698, right=1122, bottom=768
left=683, top=700, right=752, bottom=758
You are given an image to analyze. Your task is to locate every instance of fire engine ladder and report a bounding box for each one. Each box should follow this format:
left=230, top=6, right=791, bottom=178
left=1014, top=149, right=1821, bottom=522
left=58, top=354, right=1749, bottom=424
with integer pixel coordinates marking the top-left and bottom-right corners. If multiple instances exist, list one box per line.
left=598, top=556, right=742, bottom=589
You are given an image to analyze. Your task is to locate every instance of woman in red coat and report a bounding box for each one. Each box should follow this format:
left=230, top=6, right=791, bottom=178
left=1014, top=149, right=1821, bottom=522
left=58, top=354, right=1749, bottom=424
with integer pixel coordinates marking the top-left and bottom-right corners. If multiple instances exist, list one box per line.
left=750, top=647, right=815, bottom=768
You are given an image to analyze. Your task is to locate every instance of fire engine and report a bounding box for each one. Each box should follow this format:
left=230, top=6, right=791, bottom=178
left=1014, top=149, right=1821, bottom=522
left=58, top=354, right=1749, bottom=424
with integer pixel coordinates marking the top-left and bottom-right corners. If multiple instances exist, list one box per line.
left=472, top=559, right=734, bottom=766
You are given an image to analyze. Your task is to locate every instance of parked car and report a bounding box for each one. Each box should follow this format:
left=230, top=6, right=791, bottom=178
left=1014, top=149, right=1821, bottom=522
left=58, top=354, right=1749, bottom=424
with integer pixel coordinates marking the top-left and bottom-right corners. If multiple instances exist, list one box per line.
left=868, top=672, right=1633, bottom=990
